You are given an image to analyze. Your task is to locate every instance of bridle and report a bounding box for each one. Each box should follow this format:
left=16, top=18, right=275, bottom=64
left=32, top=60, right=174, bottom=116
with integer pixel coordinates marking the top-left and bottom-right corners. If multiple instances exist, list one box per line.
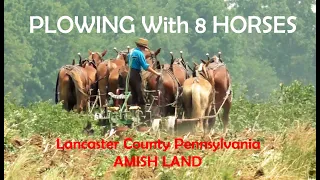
left=80, top=59, right=97, bottom=70
left=148, top=52, right=159, bottom=69
left=88, top=52, right=103, bottom=65
left=171, top=58, right=191, bottom=79
left=195, top=63, right=212, bottom=81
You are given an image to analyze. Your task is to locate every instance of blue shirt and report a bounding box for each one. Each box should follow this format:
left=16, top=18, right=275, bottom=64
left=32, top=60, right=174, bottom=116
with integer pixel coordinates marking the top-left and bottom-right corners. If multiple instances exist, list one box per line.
left=127, top=48, right=150, bottom=71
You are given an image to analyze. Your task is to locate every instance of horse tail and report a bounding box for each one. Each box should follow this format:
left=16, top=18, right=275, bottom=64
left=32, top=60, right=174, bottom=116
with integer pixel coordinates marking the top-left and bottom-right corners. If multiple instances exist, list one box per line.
left=93, top=73, right=99, bottom=94
left=67, top=74, right=76, bottom=111
left=67, top=69, right=88, bottom=96
left=55, top=69, right=61, bottom=104
left=191, top=82, right=202, bottom=118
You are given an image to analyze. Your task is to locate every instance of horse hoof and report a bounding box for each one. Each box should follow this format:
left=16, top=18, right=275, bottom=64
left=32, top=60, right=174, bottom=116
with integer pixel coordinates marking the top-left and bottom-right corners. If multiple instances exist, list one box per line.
left=82, top=128, right=94, bottom=136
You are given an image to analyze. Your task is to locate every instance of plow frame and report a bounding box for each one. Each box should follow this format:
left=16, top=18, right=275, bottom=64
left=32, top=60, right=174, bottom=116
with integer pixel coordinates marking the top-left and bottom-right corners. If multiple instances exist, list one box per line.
left=85, top=47, right=153, bottom=131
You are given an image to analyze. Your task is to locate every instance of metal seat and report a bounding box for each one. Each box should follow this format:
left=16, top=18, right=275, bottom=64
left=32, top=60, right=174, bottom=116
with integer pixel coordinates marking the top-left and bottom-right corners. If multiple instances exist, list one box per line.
left=107, top=107, right=120, bottom=112
left=144, top=89, right=158, bottom=93
left=129, top=106, right=141, bottom=110
left=108, top=92, right=127, bottom=100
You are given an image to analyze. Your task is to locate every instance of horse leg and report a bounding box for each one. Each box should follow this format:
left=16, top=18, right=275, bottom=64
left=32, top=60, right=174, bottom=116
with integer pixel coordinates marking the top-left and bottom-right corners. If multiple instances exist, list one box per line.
left=204, top=105, right=212, bottom=135
left=59, top=84, right=67, bottom=110
left=77, top=101, right=83, bottom=113
left=98, top=79, right=108, bottom=107
left=208, top=115, right=216, bottom=135
left=222, top=99, right=231, bottom=137
left=208, top=101, right=216, bottom=135
left=83, top=98, right=88, bottom=113
left=59, top=76, right=72, bottom=111
left=75, top=90, right=83, bottom=113
left=159, top=92, right=166, bottom=117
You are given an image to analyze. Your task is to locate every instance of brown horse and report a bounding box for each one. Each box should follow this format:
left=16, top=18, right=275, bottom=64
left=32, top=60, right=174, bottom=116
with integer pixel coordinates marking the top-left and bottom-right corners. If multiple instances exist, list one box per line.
left=116, top=47, right=162, bottom=91
left=117, top=48, right=162, bottom=106
left=200, top=53, right=232, bottom=135
left=79, top=55, right=99, bottom=104
left=108, top=49, right=130, bottom=98
left=55, top=64, right=77, bottom=111
left=55, top=66, right=90, bottom=113
left=55, top=55, right=98, bottom=113
left=96, top=48, right=129, bottom=106
left=165, top=51, right=192, bottom=83
left=144, top=51, right=190, bottom=117
left=140, top=48, right=162, bottom=88
left=181, top=62, right=215, bottom=134
left=88, top=49, right=107, bottom=66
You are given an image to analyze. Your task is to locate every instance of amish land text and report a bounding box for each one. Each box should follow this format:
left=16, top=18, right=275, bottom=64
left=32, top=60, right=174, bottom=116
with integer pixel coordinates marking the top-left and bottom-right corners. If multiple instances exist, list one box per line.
left=56, top=137, right=260, bottom=167
left=30, top=16, right=297, bottom=34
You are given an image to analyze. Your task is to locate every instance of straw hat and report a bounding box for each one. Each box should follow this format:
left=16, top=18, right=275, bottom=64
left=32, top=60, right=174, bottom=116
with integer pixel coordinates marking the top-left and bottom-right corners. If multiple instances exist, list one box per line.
left=135, top=38, right=149, bottom=49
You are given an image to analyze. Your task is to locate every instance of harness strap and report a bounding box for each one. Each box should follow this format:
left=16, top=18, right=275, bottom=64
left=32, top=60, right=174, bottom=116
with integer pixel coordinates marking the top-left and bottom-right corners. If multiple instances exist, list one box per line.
left=166, top=69, right=182, bottom=87
left=168, top=61, right=191, bottom=80
left=64, top=65, right=90, bottom=97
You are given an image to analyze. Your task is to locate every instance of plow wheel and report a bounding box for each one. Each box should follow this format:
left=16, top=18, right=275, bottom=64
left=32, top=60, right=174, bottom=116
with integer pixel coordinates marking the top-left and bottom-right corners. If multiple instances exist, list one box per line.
left=115, top=88, right=122, bottom=106
left=99, top=105, right=152, bottom=137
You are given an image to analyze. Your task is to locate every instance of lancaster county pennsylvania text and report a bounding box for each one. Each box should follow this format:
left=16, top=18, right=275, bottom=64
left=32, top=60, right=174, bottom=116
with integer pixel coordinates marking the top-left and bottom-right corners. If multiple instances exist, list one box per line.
left=56, top=137, right=261, bottom=167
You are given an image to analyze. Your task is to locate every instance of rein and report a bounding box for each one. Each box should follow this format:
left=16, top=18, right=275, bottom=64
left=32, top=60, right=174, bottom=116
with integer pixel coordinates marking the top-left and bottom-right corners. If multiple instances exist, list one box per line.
left=89, top=52, right=103, bottom=62
left=90, top=59, right=115, bottom=86
left=205, top=61, right=233, bottom=116
left=156, top=68, right=182, bottom=108
left=172, top=60, right=190, bottom=79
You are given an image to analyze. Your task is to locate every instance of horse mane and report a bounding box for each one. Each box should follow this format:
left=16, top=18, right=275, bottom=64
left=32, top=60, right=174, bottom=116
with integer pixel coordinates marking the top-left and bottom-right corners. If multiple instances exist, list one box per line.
left=198, top=63, right=203, bottom=71
left=210, top=55, right=223, bottom=63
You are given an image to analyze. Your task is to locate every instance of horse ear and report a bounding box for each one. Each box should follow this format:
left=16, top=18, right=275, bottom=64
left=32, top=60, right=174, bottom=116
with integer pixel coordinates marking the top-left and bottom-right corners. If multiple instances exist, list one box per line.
left=154, top=48, right=161, bottom=56
left=88, top=50, right=92, bottom=55
left=201, top=59, right=207, bottom=64
left=203, top=66, right=209, bottom=79
left=193, top=61, right=199, bottom=67
left=124, top=55, right=128, bottom=64
left=192, top=64, right=197, bottom=76
left=206, top=60, right=210, bottom=66
left=78, top=56, right=82, bottom=65
left=101, top=49, right=107, bottom=57
left=72, top=59, right=75, bottom=65
left=170, top=58, right=174, bottom=65
left=156, top=61, right=161, bottom=69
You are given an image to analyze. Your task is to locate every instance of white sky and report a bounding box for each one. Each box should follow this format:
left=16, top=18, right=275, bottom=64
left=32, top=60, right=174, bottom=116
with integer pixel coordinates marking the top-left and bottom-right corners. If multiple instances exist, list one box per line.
left=226, top=1, right=316, bottom=13
left=311, top=4, right=316, bottom=13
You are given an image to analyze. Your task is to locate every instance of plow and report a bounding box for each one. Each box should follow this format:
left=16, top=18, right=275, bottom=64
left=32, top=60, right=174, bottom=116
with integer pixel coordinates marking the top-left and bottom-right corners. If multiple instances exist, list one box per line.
left=86, top=84, right=231, bottom=136
left=85, top=47, right=167, bottom=135
left=57, top=47, right=232, bottom=136
left=87, top=88, right=176, bottom=135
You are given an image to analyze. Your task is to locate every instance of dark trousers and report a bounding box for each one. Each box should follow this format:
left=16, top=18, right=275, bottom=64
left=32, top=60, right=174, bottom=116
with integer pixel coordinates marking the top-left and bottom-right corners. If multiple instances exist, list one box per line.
left=129, top=68, right=145, bottom=106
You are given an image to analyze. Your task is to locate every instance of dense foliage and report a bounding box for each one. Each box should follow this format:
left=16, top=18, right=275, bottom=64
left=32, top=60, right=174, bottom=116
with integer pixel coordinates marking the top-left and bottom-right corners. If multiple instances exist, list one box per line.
left=4, top=81, right=316, bottom=179
left=4, top=0, right=316, bottom=104
left=5, top=81, right=315, bottom=139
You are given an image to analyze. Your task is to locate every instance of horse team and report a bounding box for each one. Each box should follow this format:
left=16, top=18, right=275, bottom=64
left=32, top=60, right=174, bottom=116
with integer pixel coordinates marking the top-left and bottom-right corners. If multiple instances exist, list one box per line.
left=55, top=46, right=232, bottom=135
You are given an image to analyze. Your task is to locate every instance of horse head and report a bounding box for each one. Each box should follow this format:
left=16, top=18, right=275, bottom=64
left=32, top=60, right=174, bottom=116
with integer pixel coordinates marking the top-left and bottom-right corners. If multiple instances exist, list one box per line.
left=206, top=51, right=223, bottom=63
left=144, top=48, right=161, bottom=70
left=168, top=51, right=191, bottom=81
left=78, top=53, right=98, bottom=86
left=193, top=60, right=212, bottom=82
left=169, top=51, right=187, bottom=70
left=113, top=47, right=132, bottom=65
left=88, top=49, right=107, bottom=66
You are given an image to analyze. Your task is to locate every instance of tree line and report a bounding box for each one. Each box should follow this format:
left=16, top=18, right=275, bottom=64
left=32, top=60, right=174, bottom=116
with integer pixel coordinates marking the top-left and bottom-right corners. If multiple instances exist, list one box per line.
left=4, top=0, right=316, bottom=105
